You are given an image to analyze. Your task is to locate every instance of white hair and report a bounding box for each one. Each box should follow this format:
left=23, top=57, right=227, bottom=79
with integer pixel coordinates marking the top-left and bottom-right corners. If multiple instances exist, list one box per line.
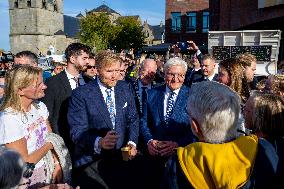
left=164, top=57, right=188, bottom=72
left=140, top=58, right=157, bottom=69
left=0, top=146, right=25, bottom=189
left=188, top=81, right=241, bottom=143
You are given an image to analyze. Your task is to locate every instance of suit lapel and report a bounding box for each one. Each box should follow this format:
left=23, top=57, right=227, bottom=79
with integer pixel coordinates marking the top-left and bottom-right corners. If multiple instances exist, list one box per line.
left=171, top=85, right=186, bottom=117
left=93, top=79, right=113, bottom=129
left=60, top=71, right=72, bottom=96
left=114, top=84, right=124, bottom=127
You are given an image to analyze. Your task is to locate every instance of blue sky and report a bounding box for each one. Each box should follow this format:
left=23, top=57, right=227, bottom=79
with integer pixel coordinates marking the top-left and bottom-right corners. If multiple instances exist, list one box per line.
left=0, top=0, right=165, bottom=51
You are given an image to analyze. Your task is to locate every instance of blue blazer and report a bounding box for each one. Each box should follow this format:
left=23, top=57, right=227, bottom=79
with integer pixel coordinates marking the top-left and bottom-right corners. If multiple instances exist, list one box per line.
left=140, top=85, right=195, bottom=147
left=68, top=79, right=139, bottom=167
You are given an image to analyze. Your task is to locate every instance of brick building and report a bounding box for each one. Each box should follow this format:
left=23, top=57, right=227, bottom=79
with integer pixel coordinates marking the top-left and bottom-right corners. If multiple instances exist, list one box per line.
left=210, top=0, right=284, bottom=60
left=165, top=0, right=209, bottom=51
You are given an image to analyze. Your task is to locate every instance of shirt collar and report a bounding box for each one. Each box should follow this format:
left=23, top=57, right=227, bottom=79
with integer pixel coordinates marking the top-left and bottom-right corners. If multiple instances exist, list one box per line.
left=65, top=69, right=81, bottom=80
left=165, top=86, right=181, bottom=95
left=138, top=80, right=151, bottom=89
left=97, top=78, right=114, bottom=92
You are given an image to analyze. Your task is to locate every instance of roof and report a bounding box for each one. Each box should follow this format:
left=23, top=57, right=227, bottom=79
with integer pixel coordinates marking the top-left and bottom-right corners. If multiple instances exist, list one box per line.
left=63, top=15, right=80, bottom=38
left=120, top=15, right=140, bottom=20
left=88, top=4, right=120, bottom=15
left=76, top=13, right=84, bottom=18
left=149, top=25, right=165, bottom=40
left=142, top=43, right=171, bottom=52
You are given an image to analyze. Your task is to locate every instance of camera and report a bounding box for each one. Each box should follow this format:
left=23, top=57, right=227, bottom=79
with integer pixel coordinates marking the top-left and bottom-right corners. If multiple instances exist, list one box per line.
left=0, top=52, right=14, bottom=63
left=177, top=41, right=190, bottom=51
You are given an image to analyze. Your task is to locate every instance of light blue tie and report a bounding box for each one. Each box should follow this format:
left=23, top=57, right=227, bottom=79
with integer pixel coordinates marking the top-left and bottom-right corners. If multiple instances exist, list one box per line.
left=106, top=89, right=115, bottom=129
left=165, top=91, right=176, bottom=124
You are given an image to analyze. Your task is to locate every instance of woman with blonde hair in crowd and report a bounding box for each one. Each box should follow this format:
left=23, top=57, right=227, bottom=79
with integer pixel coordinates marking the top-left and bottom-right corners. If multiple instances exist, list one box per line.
left=244, top=93, right=284, bottom=187
left=217, top=57, right=250, bottom=104
left=0, top=65, right=71, bottom=188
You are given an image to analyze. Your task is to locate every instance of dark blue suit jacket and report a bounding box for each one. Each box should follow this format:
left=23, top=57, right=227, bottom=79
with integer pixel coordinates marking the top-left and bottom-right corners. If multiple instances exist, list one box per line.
left=140, top=85, right=195, bottom=147
left=68, top=79, right=139, bottom=167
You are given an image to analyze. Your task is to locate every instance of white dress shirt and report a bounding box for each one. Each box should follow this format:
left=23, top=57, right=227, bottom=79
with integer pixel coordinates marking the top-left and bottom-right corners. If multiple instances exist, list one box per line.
left=65, top=69, right=85, bottom=90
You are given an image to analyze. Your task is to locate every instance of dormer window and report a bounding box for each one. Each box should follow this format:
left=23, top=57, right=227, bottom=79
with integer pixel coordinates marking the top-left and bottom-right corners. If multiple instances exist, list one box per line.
left=54, top=4, right=57, bottom=11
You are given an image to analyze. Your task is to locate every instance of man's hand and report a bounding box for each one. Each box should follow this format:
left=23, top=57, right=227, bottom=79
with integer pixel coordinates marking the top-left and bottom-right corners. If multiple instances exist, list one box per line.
left=187, top=41, right=199, bottom=51
left=99, top=130, right=119, bottom=150
left=157, top=141, right=178, bottom=157
left=147, top=140, right=160, bottom=156
left=127, top=144, right=137, bottom=160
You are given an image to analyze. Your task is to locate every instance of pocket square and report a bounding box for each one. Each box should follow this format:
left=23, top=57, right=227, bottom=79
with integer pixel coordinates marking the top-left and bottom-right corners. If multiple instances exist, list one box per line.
left=123, top=102, right=127, bottom=108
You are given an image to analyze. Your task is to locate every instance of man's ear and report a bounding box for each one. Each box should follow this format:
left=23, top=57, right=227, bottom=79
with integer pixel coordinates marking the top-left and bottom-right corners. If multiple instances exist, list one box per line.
left=70, top=55, right=76, bottom=64
left=191, top=118, right=203, bottom=140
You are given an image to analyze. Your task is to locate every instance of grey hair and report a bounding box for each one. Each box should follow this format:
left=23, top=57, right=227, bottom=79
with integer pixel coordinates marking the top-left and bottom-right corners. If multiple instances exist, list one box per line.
left=188, top=81, right=241, bottom=143
left=164, top=57, right=188, bottom=73
left=0, top=146, right=25, bottom=189
left=140, top=58, right=157, bottom=69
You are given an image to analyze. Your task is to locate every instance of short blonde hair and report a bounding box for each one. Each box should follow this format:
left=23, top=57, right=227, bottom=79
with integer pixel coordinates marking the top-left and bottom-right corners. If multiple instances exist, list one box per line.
left=95, top=50, right=121, bottom=70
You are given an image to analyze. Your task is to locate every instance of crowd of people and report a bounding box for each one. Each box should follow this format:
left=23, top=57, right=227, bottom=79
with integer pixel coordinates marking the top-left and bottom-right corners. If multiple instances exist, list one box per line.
left=0, top=41, right=283, bottom=189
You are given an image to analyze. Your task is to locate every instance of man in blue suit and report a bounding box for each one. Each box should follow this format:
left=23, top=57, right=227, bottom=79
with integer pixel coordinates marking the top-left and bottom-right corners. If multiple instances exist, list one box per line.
left=68, top=50, right=139, bottom=189
left=140, top=56, right=195, bottom=188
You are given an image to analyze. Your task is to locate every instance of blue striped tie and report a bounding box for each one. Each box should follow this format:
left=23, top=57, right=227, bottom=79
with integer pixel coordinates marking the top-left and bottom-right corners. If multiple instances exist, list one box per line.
left=106, top=89, right=115, bottom=129
left=165, top=91, right=176, bottom=124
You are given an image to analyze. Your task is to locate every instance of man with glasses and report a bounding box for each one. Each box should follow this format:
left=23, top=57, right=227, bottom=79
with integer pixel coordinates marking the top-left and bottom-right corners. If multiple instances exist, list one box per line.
left=83, top=55, right=97, bottom=80
left=140, top=57, right=195, bottom=188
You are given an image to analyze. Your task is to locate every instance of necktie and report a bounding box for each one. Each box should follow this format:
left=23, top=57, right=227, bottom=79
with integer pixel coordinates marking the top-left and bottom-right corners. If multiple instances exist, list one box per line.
left=106, top=89, right=116, bottom=129
left=140, top=87, right=147, bottom=113
left=165, top=91, right=176, bottom=124
left=72, top=77, right=79, bottom=88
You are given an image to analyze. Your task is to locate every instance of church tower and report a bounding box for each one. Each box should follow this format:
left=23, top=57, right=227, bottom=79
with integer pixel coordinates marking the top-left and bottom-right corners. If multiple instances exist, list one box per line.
left=9, top=0, right=67, bottom=54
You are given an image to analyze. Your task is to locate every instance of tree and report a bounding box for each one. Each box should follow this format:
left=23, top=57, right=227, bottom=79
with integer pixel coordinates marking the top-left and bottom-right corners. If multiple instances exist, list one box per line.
left=78, top=13, right=117, bottom=52
left=111, top=17, right=145, bottom=53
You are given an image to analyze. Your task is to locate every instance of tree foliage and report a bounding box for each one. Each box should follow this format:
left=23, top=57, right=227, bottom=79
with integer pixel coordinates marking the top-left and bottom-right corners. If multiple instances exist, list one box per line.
left=78, top=13, right=145, bottom=53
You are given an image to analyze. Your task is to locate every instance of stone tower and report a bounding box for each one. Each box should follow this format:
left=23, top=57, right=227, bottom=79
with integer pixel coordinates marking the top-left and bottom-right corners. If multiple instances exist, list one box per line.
left=9, top=0, right=70, bottom=54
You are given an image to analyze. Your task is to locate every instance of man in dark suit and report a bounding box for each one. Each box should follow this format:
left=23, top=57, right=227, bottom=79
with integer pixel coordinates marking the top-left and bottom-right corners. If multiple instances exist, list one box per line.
left=140, top=57, right=195, bottom=188
left=68, top=50, right=139, bottom=189
left=130, top=58, right=159, bottom=116
left=41, top=43, right=91, bottom=153
left=201, top=54, right=218, bottom=81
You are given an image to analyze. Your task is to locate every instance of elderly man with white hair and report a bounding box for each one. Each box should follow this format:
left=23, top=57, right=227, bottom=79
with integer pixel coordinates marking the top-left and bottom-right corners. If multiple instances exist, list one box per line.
left=163, top=81, right=279, bottom=189
left=140, top=57, right=195, bottom=188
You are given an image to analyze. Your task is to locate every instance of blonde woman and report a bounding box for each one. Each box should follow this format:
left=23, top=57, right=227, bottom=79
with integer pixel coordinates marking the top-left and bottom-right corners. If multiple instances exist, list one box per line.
left=0, top=65, right=63, bottom=188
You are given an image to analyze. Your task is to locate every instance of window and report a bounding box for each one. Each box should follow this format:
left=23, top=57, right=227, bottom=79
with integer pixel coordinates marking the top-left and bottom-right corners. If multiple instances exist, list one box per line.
left=27, top=0, right=31, bottom=7
left=202, top=11, right=209, bottom=33
left=54, top=4, right=57, bottom=11
left=171, top=12, right=181, bottom=32
left=42, top=0, right=47, bottom=9
left=14, top=0, right=18, bottom=8
left=186, top=12, right=196, bottom=32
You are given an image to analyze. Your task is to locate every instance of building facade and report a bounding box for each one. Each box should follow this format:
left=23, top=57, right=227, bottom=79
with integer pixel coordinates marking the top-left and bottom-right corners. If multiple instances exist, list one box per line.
left=9, top=0, right=75, bottom=55
left=209, top=0, right=284, bottom=61
left=165, top=0, right=209, bottom=49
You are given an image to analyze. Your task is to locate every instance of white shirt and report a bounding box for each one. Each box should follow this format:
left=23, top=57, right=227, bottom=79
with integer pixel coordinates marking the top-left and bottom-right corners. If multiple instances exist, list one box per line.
left=65, top=69, right=86, bottom=90
left=207, top=73, right=216, bottom=81
left=163, top=87, right=180, bottom=117
left=97, top=78, right=116, bottom=115
left=0, top=102, right=49, bottom=168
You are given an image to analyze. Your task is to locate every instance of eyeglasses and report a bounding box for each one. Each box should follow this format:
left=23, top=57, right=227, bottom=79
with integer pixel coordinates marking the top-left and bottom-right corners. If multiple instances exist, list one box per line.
left=87, top=65, right=96, bottom=69
left=166, top=73, right=185, bottom=78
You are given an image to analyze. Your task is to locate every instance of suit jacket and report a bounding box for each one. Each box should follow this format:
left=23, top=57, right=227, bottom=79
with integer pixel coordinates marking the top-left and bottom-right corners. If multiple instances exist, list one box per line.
left=140, top=85, right=195, bottom=147
left=129, top=79, right=161, bottom=117
left=41, top=70, right=92, bottom=151
left=68, top=79, right=139, bottom=167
